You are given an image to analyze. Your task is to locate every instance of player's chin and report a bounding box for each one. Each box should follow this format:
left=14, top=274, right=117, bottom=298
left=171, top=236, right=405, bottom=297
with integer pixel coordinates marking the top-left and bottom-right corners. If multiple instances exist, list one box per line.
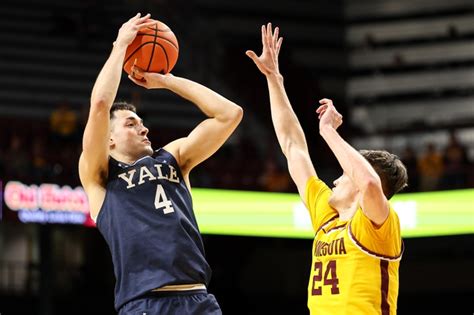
left=143, top=145, right=154, bottom=156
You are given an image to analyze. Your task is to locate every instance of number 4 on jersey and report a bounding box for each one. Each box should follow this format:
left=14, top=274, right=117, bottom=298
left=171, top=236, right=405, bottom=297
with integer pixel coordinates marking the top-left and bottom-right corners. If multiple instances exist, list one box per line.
left=154, top=184, right=175, bottom=214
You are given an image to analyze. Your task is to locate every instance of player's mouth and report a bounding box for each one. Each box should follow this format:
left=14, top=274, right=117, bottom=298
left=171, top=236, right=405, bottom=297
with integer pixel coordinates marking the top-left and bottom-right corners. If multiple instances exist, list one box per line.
left=142, top=139, right=151, bottom=145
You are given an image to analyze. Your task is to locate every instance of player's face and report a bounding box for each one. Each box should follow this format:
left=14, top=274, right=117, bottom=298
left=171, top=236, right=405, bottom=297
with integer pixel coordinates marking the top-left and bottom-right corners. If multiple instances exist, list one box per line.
left=328, top=173, right=358, bottom=210
left=110, top=110, right=153, bottom=160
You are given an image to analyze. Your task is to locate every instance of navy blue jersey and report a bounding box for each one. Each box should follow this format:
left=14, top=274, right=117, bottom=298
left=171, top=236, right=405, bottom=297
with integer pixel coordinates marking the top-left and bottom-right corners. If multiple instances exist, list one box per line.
left=96, top=148, right=211, bottom=311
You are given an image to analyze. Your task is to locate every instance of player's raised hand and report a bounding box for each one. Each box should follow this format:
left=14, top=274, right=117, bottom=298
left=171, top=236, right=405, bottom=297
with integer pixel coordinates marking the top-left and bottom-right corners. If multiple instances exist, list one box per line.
left=128, top=64, right=173, bottom=89
left=246, top=23, right=283, bottom=76
left=316, top=98, right=343, bottom=131
left=115, top=13, right=156, bottom=48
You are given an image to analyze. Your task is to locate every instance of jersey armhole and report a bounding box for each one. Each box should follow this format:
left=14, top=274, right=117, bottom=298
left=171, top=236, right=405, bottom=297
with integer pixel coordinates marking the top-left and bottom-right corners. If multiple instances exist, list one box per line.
left=348, top=208, right=403, bottom=260
left=347, top=222, right=404, bottom=261
left=305, top=177, right=338, bottom=232
left=156, top=148, right=193, bottom=201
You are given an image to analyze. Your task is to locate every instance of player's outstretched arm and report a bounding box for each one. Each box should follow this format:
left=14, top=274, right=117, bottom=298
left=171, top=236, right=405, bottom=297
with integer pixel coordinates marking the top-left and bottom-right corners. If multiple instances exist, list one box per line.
left=317, top=99, right=389, bottom=225
left=80, top=14, right=155, bottom=215
left=246, top=23, right=316, bottom=202
left=128, top=68, right=243, bottom=175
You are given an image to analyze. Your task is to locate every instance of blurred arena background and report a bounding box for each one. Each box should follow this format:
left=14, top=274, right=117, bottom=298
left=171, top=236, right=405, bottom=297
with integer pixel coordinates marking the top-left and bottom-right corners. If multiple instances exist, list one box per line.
left=0, top=0, right=473, bottom=314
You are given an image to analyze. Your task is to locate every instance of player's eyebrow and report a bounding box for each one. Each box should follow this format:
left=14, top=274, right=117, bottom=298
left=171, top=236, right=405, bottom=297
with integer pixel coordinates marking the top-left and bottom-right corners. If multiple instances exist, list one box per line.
left=125, top=117, right=143, bottom=124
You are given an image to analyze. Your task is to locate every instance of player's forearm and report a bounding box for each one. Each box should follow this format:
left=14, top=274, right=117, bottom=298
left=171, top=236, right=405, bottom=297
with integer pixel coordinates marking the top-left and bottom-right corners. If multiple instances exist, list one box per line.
left=90, top=43, right=128, bottom=108
left=267, top=73, right=309, bottom=157
left=165, top=76, right=242, bottom=122
left=320, top=126, right=381, bottom=189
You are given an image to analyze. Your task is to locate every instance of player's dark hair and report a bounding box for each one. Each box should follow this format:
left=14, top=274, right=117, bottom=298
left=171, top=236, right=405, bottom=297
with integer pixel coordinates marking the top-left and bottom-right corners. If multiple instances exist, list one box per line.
left=110, top=102, right=137, bottom=119
left=359, top=150, right=408, bottom=199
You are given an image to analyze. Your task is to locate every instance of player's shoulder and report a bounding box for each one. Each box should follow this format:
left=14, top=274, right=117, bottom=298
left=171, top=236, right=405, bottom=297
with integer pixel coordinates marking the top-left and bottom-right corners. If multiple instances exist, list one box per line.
left=348, top=206, right=403, bottom=259
left=305, top=176, right=331, bottom=202
left=350, top=205, right=401, bottom=241
left=163, top=138, right=185, bottom=159
left=306, top=176, right=328, bottom=190
left=162, top=138, right=190, bottom=171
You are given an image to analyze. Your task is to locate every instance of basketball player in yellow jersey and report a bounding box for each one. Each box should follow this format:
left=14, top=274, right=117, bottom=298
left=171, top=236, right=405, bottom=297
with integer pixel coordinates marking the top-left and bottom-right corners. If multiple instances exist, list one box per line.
left=247, top=24, right=408, bottom=315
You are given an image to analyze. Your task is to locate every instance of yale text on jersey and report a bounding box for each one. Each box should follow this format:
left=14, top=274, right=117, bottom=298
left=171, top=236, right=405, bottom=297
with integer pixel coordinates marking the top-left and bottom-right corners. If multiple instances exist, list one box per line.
left=117, top=164, right=180, bottom=189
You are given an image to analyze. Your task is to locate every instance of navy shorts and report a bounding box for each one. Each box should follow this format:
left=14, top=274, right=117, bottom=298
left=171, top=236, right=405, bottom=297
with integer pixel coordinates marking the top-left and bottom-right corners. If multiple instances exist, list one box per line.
left=119, top=289, right=222, bottom=315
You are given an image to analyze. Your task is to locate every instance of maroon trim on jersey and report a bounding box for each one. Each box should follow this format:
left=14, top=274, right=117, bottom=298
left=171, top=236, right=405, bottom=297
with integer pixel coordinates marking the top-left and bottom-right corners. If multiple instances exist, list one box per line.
left=380, top=260, right=390, bottom=315
left=315, top=214, right=339, bottom=235
left=347, top=222, right=404, bottom=261
left=325, top=223, right=347, bottom=234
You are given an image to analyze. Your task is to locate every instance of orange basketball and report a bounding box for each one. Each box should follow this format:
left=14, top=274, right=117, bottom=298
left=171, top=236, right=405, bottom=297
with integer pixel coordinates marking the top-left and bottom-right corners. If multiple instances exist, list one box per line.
left=123, top=19, right=179, bottom=78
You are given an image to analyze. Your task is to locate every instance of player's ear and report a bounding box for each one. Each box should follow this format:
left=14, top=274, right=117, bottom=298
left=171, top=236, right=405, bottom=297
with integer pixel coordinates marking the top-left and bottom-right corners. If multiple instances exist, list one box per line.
left=109, top=120, right=116, bottom=148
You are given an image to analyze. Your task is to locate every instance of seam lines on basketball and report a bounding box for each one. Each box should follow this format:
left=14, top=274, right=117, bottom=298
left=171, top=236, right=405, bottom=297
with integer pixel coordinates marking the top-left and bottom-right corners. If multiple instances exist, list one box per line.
left=124, top=42, right=156, bottom=65
left=136, top=33, right=178, bottom=50
left=145, top=26, right=170, bottom=32
left=146, top=25, right=158, bottom=72
left=153, top=42, right=169, bottom=73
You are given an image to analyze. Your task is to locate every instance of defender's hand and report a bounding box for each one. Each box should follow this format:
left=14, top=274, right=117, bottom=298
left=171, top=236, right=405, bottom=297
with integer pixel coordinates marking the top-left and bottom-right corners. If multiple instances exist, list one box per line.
left=246, top=23, right=283, bottom=76
left=316, top=98, right=343, bottom=131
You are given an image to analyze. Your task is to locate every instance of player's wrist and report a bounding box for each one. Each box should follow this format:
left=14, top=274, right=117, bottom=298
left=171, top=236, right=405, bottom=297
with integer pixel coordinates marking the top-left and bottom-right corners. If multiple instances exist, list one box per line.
left=319, top=124, right=336, bottom=136
left=113, top=39, right=128, bottom=50
left=158, top=73, right=177, bottom=90
left=266, top=72, right=283, bottom=83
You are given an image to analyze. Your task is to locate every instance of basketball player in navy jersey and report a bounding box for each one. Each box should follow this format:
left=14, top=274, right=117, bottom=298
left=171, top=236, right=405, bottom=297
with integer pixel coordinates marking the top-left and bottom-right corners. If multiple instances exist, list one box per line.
left=79, top=14, right=243, bottom=314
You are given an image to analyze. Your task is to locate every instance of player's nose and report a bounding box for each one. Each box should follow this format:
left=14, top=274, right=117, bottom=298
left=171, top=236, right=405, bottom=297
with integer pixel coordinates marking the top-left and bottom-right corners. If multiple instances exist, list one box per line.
left=139, top=125, right=149, bottom=135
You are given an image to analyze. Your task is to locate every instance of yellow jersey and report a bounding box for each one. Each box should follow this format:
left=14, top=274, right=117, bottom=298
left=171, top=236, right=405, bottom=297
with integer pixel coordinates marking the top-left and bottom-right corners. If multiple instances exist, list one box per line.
left=305, top=176, right=403, bottom=315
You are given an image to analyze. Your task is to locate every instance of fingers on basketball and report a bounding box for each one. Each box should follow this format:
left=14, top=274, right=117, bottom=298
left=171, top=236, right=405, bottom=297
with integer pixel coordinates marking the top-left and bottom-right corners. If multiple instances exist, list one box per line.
left=123, top=19, right=179, bottom=78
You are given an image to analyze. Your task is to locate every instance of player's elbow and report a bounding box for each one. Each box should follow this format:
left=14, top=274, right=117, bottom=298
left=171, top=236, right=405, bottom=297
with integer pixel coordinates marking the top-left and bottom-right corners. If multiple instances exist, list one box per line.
left=361, top=176, right=383, bottom=196
left=90, top=98, right=111, bottom=114
left=229, top=104, right=244, bottom=123
left=221, top=104, right=243, bottom=126
left=283, top=138, right=308, bottom=158
left=216, top=103, right=243, bottom=124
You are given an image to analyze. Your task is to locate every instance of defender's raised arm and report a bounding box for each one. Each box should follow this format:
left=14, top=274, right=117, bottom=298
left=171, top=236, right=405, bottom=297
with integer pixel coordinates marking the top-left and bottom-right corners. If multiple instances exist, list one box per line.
left=246, top=23, right=316, bottom=202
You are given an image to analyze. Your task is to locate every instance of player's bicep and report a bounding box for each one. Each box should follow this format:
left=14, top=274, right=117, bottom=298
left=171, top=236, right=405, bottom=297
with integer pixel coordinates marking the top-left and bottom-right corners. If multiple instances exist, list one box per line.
left=286, top=147, right=317, bottom=205
left=176, top=111, right=242, bottom=173
left=359, top=180, right=390, bottom=226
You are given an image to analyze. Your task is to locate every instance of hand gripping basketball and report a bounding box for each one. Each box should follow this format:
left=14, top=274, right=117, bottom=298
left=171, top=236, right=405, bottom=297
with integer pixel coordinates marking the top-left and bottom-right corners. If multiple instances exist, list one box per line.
left=123, top=19, right=179, bottom=78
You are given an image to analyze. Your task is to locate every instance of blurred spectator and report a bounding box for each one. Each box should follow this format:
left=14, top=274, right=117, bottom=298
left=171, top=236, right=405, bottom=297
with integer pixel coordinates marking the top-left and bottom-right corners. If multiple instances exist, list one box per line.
left=31, top=137, right=51, bottom=183
left=50, top=102, right=79, bottom=144
left=417, top=143, right=444, bottom=191
left=259, top=160, right=291, bottom=192
left=3, top=135, right=30, bottom=181
left=401, top=145, right=419, bottom=192
left=441, top=131, right=469, bottom=190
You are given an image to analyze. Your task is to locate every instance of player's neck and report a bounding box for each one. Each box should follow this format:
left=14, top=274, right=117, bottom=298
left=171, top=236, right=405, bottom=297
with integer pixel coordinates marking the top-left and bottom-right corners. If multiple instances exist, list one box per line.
left=337, top=198, right=359, bottom=221
left=110, top=151, right=149, bottom=166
